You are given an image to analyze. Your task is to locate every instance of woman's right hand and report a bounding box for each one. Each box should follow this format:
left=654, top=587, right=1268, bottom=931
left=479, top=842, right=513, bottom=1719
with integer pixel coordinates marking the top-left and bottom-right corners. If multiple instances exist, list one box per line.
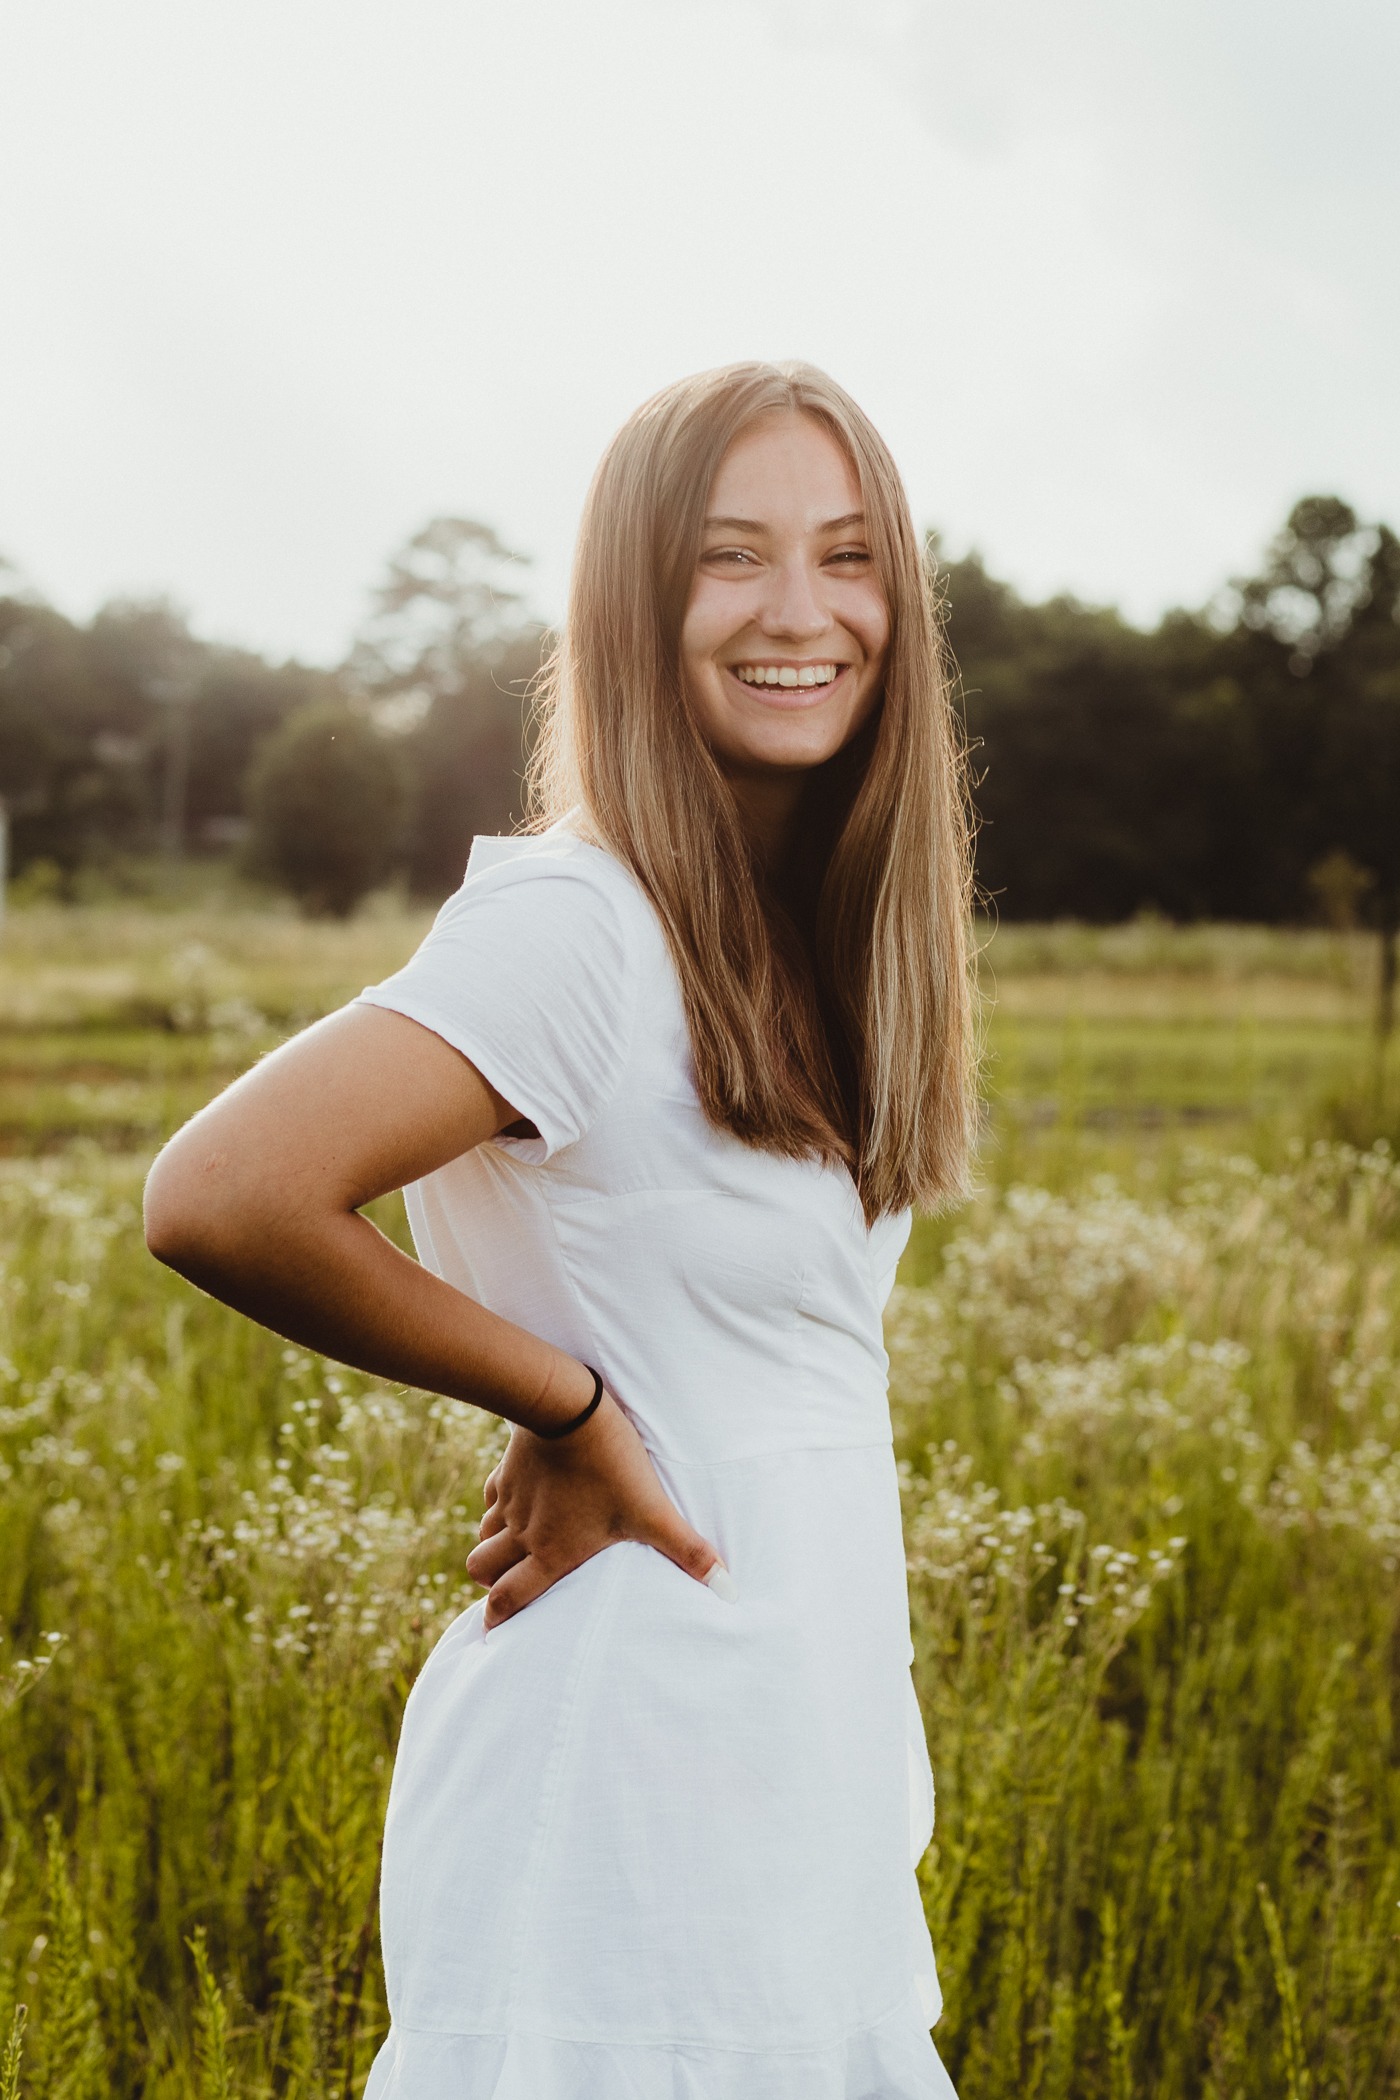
left=466, top=1393, right=736, bottom=1630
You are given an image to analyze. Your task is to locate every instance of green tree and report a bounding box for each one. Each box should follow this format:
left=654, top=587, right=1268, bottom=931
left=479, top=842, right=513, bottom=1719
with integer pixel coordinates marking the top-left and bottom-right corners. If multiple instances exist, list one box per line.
left=0, top=587, right=338, bottom=882
left=944, top=499, right=1399, bottom=968
left=245, top=701, right=404, bottom=916
left=1313, top=522, right=1400, bottom=1042
left=350, top=515, right=531, bottom=695
left=89, top=599, right=332, bottom=859
left=89, top=598, right=205, bottom=857
left=1236, top=495, right=1375, bottom=669
left=941, top=551, right=1211, bottom=921
left=0, top=595, right=157, bottom=882
left=1226, top=499, right=1400, bottom=1040
left=349, top=517, right=545, bottom=895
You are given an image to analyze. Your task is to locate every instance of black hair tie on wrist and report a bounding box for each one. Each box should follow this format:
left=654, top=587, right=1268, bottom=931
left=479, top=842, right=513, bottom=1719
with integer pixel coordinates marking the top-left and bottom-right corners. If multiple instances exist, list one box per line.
left=532, top=1364, right=605, bottom=1440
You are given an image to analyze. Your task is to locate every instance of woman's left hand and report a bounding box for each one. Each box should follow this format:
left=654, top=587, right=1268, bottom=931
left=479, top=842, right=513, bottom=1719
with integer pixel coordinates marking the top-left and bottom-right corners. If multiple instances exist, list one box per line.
left=465, top=1392, right=732, bottom=1630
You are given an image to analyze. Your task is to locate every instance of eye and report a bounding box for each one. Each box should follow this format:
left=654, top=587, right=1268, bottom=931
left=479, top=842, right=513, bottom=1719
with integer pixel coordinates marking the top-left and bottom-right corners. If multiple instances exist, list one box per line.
left=702, top=546, right=760, bottom=569
left=826, top=546, right=873, bottom=568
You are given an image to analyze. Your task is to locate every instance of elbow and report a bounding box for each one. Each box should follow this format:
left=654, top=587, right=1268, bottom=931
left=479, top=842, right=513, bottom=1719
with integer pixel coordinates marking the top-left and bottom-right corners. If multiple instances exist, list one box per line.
left=143, top=1146, right=205, bottom=1272
left=143, top=1137, right=245, bottom=1278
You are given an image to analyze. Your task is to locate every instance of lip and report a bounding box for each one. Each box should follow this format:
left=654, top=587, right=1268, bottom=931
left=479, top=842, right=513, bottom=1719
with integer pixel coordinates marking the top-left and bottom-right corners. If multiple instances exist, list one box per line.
left=722, top=662, right=853, bottom=706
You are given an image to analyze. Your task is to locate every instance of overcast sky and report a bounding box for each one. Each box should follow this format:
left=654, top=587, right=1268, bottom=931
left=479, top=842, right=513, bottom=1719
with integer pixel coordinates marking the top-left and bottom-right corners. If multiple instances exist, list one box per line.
left=2, top=0, right=1395, bottom=664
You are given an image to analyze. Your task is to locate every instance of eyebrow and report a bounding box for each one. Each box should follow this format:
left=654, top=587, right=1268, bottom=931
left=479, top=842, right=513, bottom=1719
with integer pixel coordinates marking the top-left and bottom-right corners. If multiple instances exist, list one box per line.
left=702, top=511, right=867, bottom=535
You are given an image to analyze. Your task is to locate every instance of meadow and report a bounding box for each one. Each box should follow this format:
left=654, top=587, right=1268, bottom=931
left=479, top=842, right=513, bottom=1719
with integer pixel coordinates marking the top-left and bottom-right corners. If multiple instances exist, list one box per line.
left=1, top=896, right=1398, bottom=2097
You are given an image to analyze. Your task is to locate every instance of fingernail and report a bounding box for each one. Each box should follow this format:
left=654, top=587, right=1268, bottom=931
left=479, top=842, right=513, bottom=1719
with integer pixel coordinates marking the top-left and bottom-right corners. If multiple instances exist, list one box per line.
left=705, top=1563, right=739, bottom=1604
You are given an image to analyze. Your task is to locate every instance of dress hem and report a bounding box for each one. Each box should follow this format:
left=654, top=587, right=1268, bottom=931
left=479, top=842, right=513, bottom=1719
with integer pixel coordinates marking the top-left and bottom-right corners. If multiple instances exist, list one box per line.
left=363, top=1976, right=957, bottom=2099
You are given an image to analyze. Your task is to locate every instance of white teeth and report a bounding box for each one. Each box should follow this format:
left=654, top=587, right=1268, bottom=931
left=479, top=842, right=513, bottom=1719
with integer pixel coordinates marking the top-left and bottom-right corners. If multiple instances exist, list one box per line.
left=732, top=663, right=839, bottom=688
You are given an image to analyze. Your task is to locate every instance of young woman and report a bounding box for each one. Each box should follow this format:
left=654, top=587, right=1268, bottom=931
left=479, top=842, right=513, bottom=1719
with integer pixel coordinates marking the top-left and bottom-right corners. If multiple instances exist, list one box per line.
left=145, top=361, right=975, bottom=2098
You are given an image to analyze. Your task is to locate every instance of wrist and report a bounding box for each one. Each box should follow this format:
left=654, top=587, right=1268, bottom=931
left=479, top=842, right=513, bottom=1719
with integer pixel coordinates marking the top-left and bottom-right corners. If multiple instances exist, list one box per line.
left=527, top=1359, right=606, bottom=1441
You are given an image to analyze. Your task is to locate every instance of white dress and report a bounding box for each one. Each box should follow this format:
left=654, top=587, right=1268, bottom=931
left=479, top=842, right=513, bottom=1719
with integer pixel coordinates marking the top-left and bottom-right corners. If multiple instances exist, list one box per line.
left=356, top=828, right=956, bottom=2100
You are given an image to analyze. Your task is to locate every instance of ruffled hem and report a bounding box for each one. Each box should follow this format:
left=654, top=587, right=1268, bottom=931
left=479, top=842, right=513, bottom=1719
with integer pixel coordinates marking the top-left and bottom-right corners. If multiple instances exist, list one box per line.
left=363, top=1982, right=957, bottom=2100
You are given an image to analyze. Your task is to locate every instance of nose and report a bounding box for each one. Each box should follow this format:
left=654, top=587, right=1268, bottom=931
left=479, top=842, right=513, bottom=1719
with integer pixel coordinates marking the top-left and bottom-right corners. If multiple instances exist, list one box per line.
left=756, top=556, right=828, bottom=643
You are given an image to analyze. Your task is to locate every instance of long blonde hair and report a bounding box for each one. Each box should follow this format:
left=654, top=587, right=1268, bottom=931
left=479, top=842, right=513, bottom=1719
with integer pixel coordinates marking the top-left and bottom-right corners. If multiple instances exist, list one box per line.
left=528, top=360, right=976, bottom=1218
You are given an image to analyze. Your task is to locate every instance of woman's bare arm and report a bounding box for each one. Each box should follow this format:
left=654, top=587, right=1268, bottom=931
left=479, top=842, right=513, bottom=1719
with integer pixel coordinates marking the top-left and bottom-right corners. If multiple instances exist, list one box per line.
left=144, top=1003, right=729, bottom=1623
left=145, top=1003, right=587, bottom=1427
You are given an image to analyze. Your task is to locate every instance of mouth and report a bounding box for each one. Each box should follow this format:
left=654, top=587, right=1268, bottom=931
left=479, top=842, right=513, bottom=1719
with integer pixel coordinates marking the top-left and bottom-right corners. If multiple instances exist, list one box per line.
left=726, top=660, right=846, bottom=692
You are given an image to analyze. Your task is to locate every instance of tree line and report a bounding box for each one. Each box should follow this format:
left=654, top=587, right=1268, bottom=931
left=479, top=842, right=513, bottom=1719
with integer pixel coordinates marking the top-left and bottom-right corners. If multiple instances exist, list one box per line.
left=1, top=497, right=1397, bottom=993
left=0, top=519, right=541, bottom=915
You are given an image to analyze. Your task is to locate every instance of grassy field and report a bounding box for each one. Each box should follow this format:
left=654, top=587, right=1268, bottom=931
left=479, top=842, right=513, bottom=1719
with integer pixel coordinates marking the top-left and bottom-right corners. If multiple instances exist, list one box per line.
left=1, top=899, right=1398, bottom=2096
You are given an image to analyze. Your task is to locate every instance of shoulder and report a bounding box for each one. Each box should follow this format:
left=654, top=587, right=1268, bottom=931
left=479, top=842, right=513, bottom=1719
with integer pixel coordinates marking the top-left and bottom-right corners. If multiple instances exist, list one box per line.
left=396, top=828, right=668, bottom=1044
left=358, top=828, right=658, bottom=1156
left=459, top=823, right=646, bottom=907
left=438, top=826, right=663, bottom=969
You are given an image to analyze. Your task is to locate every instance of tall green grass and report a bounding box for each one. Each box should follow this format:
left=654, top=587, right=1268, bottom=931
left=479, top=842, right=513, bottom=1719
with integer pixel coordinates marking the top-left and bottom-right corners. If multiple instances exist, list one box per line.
left=3, top=1146, right=1397, bottom=2094
left=0, top=1158, right=496, bottom=2096
left=896, top=1147, right=1400, bottom=2094
left=1, top=905, right=1398, bottom=2094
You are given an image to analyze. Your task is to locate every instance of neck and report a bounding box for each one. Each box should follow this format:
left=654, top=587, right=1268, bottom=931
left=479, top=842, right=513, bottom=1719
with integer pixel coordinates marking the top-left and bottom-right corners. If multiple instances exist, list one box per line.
left=721, top=767, right=806, bottom=869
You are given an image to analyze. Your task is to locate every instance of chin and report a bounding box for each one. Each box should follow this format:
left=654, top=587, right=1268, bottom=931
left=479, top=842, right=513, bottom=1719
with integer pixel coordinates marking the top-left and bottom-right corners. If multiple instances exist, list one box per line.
left=749, top=735, right=849, bottom=774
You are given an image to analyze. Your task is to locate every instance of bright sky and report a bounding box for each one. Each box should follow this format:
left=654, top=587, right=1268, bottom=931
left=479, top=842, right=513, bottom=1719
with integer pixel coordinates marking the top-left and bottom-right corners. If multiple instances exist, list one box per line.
left=2, top=0, right=1395, bottom=664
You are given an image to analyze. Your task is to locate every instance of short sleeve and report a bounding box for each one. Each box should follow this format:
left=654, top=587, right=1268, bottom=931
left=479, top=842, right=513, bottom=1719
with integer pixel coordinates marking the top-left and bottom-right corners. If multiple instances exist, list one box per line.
left=355, top=837, right=638, bottom=1158
left=870, top=1209, right=913, bottom=1309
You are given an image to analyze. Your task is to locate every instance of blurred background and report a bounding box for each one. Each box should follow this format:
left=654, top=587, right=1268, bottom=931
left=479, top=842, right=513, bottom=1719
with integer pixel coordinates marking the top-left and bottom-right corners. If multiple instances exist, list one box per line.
left=3, top=0, right=1399, bottom=1159
left=1, top=0, right=1396, bottom=929
left=4, top=13, right=1400, bottom=2095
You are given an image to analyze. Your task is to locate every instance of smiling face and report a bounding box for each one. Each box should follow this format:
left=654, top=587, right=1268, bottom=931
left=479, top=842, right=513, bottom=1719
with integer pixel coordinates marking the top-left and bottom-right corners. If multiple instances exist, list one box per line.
left=679, top=410, right=890, bottom=847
